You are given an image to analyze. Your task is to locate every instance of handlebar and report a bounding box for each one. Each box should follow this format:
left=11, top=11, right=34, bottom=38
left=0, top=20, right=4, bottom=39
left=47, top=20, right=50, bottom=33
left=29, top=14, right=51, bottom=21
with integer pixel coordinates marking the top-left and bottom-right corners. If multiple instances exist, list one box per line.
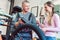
left=0, top=13, right=12, bottom=19
left=0, top=21, right=8, bottom=26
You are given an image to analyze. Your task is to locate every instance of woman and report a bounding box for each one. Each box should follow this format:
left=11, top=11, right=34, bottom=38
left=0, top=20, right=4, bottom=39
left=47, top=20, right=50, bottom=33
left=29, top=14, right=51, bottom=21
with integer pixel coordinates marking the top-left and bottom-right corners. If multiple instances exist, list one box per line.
left=39, top=1, right=60, bottom=40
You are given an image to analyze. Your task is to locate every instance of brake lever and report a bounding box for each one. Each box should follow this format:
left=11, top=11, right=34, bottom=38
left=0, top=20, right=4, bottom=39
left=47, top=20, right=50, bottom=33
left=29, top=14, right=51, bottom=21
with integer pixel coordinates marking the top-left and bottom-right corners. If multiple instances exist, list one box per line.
left=0, top=21, right=9, bottom=26
left=0, top=21, right=4, bottom=25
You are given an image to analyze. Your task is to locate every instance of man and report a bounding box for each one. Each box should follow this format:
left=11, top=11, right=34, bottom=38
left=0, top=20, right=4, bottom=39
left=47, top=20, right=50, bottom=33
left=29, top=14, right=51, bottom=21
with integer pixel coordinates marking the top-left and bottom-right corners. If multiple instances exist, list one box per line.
left=14, top=1, right=36, bottom=40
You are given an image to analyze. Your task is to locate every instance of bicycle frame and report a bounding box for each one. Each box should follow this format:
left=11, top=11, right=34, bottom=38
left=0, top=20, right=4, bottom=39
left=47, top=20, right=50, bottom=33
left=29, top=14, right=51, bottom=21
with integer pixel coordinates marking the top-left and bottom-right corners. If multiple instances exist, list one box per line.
left=0, top=13, right=46, bottom=40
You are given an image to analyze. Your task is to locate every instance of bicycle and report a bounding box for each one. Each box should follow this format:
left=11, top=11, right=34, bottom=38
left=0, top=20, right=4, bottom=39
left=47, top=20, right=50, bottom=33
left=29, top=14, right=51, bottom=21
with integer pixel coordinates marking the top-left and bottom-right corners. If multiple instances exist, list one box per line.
left=0, top=13, right=46, bottom=40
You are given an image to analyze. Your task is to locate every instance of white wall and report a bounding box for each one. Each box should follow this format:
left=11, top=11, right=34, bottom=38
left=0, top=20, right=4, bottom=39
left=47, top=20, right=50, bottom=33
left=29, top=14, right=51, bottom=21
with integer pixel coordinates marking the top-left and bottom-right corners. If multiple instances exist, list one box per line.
left=0, top=0, right=10, bottom=13
left=14, top=0, right=50, bottom=17
left=28, top=0, right=52, bottom=18
left=53, top=0, right=60, bottom=5
left=14, top=0, right=25, bottom=7
left=0, top=0, right=10, bottom=35
left=14, top=0, right=56, bottom=18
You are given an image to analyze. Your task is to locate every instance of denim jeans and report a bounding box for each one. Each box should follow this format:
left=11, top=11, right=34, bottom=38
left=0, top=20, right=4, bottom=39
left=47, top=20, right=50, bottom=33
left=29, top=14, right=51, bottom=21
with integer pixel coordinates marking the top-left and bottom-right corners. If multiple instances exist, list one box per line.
left=14, top=33, right=32, bottom=40
left=14, top=24, right=32, bottom=40
left=46, top=36, right=56, bottom=40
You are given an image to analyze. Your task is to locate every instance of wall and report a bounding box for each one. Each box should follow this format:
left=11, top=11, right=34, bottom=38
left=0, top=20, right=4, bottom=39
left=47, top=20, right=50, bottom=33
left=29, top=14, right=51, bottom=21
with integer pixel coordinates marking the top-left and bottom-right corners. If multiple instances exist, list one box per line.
left=14, top=0, right=52, bottom=18
left=14, top=0, right=60, bottom=20
left=27, top=0, right=60, bottom=18
left=14, top=0, right=25, bottom=7
left=0, top=0, right=10, bottom=13
left=53, top=0, right=60, bottom=5
left=0, top=0, right=10, bottom=35
left=27, top=0, right=52, bottom=18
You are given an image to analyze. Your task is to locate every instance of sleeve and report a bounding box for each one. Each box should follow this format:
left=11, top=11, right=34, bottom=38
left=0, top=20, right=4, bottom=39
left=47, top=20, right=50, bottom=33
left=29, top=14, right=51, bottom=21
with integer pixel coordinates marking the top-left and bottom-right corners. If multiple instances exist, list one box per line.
left=12, top=14, right=18, bottom=25
left=54, top=14, right=60, bottom=27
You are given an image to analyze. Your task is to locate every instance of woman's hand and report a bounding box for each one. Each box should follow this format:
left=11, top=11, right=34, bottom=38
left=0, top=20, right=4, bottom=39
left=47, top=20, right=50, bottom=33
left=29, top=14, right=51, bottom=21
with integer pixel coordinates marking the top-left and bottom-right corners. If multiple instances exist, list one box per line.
left=36, top=20, right=45, bottom=28
left=41, top=28, right=47, bottom=33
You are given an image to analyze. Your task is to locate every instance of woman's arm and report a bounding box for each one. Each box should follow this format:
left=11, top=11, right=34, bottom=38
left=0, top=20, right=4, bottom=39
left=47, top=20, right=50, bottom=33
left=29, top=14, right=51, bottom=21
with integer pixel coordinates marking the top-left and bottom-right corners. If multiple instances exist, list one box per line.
left=54, top=14, right=60, bottom=28
left=42, top=27, right=60, bottom=32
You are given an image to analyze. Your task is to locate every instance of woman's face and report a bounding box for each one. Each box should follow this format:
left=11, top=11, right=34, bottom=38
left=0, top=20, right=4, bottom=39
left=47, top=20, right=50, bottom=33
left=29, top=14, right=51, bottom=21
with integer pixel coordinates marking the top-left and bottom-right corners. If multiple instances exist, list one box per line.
left=44, top=4, right=52, bottom=13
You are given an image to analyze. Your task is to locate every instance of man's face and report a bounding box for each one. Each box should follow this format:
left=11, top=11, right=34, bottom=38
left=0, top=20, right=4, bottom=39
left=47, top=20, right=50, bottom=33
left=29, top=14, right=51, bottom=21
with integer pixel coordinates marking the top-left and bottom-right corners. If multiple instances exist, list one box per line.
left=22, top=2, right=30, bottom=12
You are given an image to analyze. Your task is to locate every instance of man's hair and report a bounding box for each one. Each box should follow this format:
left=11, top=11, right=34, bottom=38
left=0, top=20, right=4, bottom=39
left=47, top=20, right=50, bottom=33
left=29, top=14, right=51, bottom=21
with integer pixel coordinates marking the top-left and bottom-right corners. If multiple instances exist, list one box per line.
left=22, top=1, right=30, bottom=4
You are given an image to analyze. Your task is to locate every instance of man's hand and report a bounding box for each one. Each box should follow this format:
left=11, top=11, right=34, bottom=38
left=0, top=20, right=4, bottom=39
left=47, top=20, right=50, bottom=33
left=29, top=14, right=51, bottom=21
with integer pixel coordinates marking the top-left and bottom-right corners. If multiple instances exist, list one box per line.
left=18, top=18, right=24, bottom=24
left=15, top=18, right=24, bottom=27
left=15, top=22, right=19, bottom=27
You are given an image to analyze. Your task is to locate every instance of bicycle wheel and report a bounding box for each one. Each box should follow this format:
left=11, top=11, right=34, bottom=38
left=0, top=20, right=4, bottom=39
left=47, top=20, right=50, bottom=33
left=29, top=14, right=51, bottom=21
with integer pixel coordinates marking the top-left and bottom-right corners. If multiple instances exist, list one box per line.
left=10, top=24, right=46, bottom=40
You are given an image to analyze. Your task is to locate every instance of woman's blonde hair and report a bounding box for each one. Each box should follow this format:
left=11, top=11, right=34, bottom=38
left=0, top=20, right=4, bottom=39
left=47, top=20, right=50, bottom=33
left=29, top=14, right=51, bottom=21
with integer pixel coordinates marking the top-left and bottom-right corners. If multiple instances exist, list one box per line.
left=45, top=1, right=54, bottom=25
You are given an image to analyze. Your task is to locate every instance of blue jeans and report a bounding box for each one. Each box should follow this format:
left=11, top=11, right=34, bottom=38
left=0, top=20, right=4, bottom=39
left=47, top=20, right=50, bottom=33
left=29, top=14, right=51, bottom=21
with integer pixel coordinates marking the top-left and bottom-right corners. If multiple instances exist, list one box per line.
left=46, top=36, right=56, bottom=40
left=14, top=24, right=32, bottom=40
left=14, top=33, right=32, bottom=40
